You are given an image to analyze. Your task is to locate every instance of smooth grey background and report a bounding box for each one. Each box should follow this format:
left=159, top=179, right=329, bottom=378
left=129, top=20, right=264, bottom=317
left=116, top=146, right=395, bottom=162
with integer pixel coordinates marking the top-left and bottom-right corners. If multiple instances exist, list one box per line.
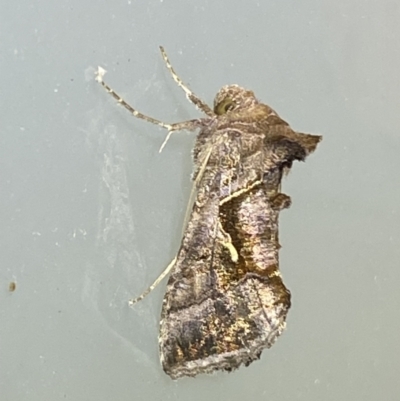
left=1, top=1, right=399, bottom=400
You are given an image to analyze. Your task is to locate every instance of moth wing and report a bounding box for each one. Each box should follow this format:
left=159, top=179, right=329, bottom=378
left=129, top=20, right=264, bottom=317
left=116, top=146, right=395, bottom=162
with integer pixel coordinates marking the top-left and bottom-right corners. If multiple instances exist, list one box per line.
left=159, top=130, right=290, bottom=379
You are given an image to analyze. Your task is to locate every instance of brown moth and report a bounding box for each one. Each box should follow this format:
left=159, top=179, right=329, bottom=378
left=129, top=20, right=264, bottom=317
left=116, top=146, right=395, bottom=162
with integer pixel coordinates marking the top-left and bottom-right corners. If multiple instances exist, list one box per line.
left=96, top=47, right=321, bottom=379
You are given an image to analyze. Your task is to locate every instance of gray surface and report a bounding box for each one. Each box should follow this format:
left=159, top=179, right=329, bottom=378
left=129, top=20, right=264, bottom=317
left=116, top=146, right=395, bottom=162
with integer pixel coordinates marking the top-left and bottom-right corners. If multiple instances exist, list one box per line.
left=1, top=1, right=399, bottom=400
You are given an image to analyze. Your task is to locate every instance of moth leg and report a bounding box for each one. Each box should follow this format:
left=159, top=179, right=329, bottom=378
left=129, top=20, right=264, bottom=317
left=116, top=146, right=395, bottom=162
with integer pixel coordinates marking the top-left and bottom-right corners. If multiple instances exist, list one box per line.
left=217, top=221, right=239, bottom=262
left=157, top=118, right=206, bottom=153
left=128, top=257, right=177, bottom=307
left=270, top=193, right=291, bottom=211
left=159, top=46, right=215, bottom=117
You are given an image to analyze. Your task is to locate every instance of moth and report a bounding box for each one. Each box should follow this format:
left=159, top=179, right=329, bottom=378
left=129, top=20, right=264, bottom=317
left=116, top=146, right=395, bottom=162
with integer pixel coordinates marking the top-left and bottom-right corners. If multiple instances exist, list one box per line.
left=96, top=47, right=321, bottom=379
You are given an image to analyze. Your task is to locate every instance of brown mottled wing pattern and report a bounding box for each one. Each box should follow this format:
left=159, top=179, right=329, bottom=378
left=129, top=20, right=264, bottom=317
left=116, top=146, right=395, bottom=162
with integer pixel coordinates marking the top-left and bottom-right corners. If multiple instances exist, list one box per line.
left=159, top=101, right=321, bottom=379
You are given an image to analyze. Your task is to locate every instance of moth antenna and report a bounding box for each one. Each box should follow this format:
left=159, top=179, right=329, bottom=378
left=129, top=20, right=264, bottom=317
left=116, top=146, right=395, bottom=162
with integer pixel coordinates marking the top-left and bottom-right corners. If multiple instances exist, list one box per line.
left=96, top=66, right=205, bottom=151
left=159, top=46, right=215, bottom=117
left=181, top=144, right=213, bottom=231
left=95, top=66, right=174, bottom=131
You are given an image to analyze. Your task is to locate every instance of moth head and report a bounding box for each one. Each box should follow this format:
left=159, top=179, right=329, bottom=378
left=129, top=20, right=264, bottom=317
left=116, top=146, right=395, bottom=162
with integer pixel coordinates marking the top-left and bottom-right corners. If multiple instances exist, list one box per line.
left=213, top=85, right=259, bottom=115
